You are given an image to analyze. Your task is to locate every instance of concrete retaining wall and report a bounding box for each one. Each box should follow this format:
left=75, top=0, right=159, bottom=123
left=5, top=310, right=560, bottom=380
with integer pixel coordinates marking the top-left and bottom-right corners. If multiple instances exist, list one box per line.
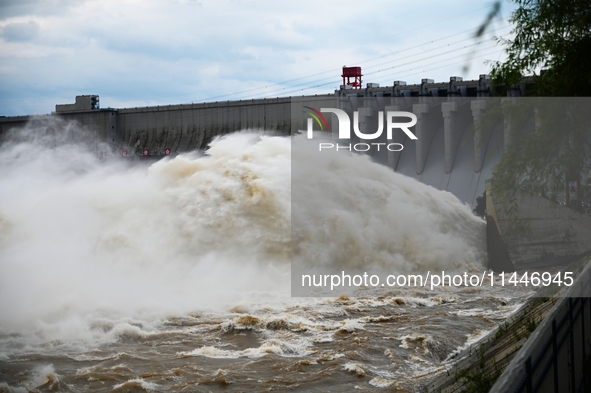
left=486, top=179, right=591, bottom=271
left=491, top=259, right=591, bottom=393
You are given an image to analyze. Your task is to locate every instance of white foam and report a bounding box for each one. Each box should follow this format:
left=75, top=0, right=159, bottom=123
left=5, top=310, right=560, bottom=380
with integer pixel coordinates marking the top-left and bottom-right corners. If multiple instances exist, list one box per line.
left=112, top=378, right=159, bottom=391
left=369, top=377, right=395, bottom=388
left=0, top=125, right=291, bottom=350
left=0, top=382, right=28, bottom=393
left=179, top=338, right=312, bottom=359
left=0, top=122, right=487, bottom=353
left=337, top=319, right=366, bottom=332
left=342, top=362, right=366, bottom=377
left=398, top=333, right=434, bottom=354
left=444, top=328, right=491, bottom=362
left=0, top=364, right=61, bottom=392
left=291, top=136, right=486, bottom=274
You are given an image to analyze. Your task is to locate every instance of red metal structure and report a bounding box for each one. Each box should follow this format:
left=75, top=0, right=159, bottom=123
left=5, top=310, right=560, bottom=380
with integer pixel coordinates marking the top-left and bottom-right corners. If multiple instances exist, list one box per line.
left=342, top=66, right=362, bottom=89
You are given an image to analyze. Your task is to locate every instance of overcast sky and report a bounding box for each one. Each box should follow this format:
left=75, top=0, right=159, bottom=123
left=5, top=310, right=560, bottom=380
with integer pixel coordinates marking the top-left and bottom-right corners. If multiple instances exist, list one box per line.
left=0, top=0, right=515, bottom=116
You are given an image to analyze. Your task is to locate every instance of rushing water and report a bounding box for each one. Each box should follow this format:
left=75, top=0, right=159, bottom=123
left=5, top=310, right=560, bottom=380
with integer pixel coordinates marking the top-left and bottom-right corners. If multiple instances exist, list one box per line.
left=0, top=121, right=533, bottom=392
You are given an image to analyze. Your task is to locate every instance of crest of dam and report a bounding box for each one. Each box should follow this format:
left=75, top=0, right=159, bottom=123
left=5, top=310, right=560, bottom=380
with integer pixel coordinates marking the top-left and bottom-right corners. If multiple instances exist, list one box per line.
left=0, top=76, right=514, bottom=208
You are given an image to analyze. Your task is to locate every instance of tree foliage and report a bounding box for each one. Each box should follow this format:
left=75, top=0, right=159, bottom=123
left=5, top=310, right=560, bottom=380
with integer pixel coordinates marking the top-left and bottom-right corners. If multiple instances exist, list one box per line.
left=485, top=0, right=591, bottom=216
left=491, top=0, right=591, bottom=96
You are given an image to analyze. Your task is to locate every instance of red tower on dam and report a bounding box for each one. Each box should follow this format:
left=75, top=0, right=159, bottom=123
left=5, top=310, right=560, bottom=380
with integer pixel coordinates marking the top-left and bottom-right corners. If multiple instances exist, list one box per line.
left=341, top=66, right=362, bottom=89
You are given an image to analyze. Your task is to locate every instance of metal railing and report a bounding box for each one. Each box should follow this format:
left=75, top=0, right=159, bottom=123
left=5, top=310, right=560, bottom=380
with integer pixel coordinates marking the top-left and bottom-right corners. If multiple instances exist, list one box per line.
left=491, top=261, right=591, bottom=393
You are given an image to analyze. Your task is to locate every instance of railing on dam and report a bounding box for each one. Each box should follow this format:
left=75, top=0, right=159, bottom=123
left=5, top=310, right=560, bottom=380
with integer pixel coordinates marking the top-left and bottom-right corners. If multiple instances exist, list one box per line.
left=491, top=260, right=591, bottom=393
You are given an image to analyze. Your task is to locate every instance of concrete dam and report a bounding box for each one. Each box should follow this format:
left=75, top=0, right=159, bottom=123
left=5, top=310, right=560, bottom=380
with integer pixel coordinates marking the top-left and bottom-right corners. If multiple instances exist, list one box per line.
left=3, top=75, right=591, bottom=271
left=1, top=75, right=503, bottom=208
left=1, top=95, right=294, bottom=156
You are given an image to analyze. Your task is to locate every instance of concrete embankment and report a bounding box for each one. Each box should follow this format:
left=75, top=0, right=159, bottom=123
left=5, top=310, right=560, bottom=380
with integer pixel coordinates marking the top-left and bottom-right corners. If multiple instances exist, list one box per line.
left=486, top=180, right=591, bottom=272
left=423, top=296, right=557, bottom=393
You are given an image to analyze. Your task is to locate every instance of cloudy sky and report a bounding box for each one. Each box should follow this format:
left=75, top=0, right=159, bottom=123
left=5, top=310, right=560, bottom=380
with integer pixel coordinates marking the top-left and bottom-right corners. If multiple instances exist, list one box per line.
left=0, top=0, right=515, bottom=116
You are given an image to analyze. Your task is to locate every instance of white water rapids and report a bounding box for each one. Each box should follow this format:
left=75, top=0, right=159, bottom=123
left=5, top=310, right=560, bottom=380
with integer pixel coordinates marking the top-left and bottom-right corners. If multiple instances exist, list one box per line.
left=0, top=120, right=530, bottom=392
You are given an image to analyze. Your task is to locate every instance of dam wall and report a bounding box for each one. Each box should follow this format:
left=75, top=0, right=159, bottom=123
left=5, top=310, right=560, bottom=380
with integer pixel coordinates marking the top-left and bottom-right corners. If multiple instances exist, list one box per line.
left=0, top=97, right=298, bottom=156
left=115, top=98, right=295, bottom=155
left=330, top=94, right=505, bottom=210
left=0, top=76, right=553, bottom=211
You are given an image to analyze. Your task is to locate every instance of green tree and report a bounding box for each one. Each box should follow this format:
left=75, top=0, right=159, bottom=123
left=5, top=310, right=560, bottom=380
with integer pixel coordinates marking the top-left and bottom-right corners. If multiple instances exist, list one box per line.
left=490, top=0, right=591, bottom=96
left=482, top=0, right=591, bottom=213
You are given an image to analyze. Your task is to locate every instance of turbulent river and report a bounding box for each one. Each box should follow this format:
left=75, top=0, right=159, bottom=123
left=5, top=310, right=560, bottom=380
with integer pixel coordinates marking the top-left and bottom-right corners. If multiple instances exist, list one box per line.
left=0, top=122, right=533, bottom=392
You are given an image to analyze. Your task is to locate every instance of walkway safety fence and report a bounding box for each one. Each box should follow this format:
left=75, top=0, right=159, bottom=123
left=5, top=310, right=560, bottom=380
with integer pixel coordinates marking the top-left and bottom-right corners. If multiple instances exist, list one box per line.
left=491, top=259, right=591, bottom=393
